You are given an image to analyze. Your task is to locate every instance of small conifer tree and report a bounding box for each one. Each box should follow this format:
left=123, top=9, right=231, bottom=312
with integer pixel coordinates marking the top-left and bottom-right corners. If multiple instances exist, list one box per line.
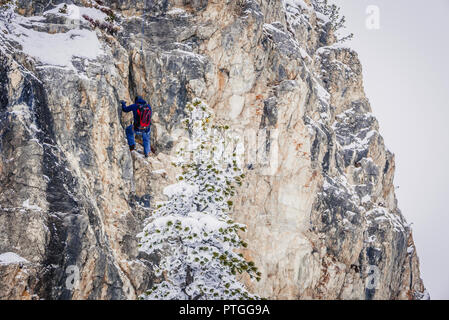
left=138, top=99, right=260, bottom=300
left=312, top=0, right=354, bottom=42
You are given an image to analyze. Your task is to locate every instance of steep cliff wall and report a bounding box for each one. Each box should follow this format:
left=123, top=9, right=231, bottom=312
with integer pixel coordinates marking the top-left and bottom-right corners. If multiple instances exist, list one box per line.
left=0, top=0, right=426, bottom=299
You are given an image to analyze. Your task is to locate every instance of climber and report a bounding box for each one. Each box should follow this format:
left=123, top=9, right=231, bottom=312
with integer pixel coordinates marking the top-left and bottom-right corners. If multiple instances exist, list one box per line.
left=121, top=96, right=152, bottom=157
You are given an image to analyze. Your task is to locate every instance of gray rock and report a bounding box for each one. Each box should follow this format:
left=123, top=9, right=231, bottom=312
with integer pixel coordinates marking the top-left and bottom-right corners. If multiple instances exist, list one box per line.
left=0, top=0, right=426, bottom=300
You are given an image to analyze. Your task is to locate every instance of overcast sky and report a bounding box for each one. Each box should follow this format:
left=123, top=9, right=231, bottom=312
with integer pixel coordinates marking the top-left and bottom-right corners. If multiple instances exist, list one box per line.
left=331, top=0, right=449, bottom=299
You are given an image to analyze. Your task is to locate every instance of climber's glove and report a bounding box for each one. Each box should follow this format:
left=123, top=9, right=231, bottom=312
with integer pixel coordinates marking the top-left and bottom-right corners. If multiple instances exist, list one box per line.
left=120, top=100, right=126, bottom=107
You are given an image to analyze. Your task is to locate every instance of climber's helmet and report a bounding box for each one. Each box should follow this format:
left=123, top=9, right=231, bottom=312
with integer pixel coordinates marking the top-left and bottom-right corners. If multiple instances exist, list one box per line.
left=135, top=96, right=143, bottom=104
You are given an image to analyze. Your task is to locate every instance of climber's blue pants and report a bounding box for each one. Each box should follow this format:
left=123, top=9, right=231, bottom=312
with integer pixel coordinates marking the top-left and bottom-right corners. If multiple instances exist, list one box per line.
left=126, top=124, right=151, bottom=156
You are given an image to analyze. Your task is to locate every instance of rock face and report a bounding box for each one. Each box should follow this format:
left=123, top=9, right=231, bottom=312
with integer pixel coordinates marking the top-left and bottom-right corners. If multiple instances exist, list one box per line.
left=0, top=0, right=426, bottom=299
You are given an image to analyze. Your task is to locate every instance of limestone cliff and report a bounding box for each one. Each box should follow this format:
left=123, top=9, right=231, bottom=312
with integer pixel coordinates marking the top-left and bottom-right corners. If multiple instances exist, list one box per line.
left=0, top=0, right=427, bottom=300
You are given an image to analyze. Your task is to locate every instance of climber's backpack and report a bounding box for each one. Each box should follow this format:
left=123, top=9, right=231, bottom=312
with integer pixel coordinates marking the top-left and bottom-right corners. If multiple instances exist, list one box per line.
left=136, top=104, right=152, bottom=131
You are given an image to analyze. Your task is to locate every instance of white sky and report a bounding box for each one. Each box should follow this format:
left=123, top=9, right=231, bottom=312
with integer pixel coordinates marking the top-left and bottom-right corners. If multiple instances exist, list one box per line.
left=332, top=0, right=449, bottom=299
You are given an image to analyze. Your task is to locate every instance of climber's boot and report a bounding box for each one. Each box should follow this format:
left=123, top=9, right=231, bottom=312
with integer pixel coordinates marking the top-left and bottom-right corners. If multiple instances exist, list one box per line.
left=129, top=144, right=136, bottom=152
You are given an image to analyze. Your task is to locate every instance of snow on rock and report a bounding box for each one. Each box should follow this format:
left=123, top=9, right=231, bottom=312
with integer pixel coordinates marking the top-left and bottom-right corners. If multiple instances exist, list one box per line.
left=0, top=4, right=104, bottom=70
left=166, top=8, right=188, bottom=16
left=21, top=199, right=42, bottom=211
left=45, top=4, right=108, bottom=21
left=21, top=29, right=102, bottom=69
left=0, top=0, right=426, bottom=300
left=0, top=252, right=29, bottom=265
left=283, top=0, right=330, bottom=29
left=361, top=195, right=371, bottom=204
left=152, top=169, right=167, bottom=175
left=366, top=207, right=406, bottom=233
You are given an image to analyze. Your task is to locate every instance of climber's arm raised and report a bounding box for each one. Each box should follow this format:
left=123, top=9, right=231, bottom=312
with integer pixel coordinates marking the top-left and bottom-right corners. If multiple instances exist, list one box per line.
left=121, top=100, right=137, bottom=113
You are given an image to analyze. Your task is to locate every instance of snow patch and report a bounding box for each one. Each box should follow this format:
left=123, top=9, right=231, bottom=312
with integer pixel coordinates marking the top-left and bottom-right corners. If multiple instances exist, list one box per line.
left=0, top=252, right=29, bottom=265
left=366, top=207, right=406, bottom=233
left=152, top=169, right=167, bottom=175
left=0, top=4, right=104, bottom=70
left=19, top=28, right=102, bottom=69
left=45, top=4, right=108, bottom=21
left=361, top=195, right=371, bottom=204
left=166, top=8, right=188, bottom=16
left=22, top=199, right=42, bottom=211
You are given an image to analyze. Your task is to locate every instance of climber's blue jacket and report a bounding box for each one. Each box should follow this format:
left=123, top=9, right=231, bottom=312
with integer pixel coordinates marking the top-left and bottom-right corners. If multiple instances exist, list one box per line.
left=121, top=97, right=152, bottom=133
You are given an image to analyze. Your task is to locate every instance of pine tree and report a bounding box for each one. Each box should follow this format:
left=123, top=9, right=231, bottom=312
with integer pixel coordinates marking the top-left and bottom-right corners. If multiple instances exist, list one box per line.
left=138, top=99, right=260, bottom=300
left=312, top=0, right=353, bottom=42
